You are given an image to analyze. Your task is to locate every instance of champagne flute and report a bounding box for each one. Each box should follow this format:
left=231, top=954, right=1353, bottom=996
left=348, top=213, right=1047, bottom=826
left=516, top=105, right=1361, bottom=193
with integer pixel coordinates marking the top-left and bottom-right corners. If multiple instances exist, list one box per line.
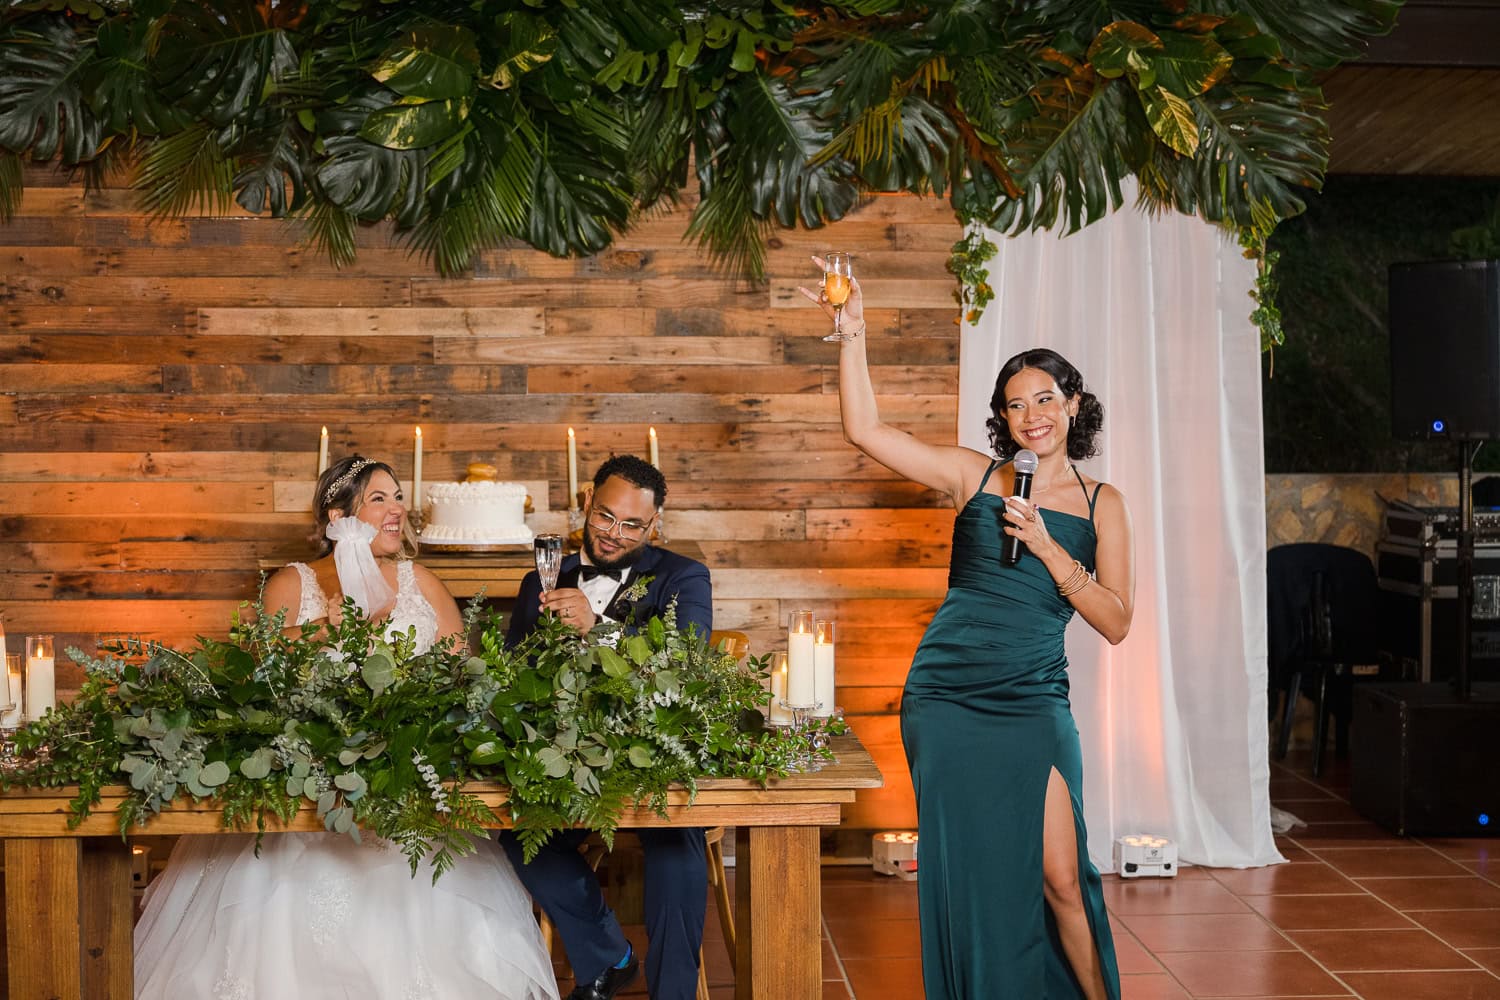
left=822, top=251, right=855, bottom=342
left=533, top=533, right=563, bottom=592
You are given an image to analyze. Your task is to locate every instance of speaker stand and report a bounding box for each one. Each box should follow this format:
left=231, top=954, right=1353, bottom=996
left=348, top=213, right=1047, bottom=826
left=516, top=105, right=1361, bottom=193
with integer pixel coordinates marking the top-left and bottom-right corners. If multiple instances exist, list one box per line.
left=1456, top=440, right=1481, bottom=700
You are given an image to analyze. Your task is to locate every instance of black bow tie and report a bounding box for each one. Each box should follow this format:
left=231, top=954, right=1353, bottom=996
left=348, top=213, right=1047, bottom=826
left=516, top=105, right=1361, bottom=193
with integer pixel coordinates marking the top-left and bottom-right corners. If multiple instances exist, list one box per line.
left=580, top=565, right=622, bottom=583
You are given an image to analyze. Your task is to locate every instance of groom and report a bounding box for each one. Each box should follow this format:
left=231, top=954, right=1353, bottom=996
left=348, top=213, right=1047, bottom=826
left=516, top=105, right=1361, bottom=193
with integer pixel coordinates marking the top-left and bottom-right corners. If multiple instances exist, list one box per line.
left=502, top=454, right=713, bottom=1000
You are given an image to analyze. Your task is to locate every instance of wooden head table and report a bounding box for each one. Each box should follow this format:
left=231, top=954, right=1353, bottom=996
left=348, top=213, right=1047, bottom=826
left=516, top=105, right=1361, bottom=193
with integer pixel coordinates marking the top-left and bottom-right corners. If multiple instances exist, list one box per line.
left=0, top=732, right=880, bottom=1000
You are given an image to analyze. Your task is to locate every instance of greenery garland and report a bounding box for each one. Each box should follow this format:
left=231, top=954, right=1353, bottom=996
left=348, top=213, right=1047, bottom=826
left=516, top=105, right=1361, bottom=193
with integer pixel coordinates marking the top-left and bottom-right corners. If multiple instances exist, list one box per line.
left=4, top=592, right=827, bottom=876
left=0, top=0, right=1401, bottom=340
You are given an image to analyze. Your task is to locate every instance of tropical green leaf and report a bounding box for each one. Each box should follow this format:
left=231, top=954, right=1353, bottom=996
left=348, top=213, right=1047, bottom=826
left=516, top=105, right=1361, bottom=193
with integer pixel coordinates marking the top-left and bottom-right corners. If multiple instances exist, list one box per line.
left=1140, top=85, right=1199, bottom=157
left=315, top=134, right=425, bottom=222
left=359, top=96, right=472, bottom=150
left=484, top=12, right=557, bottom=90
left=1151, top=29, right=1234, bottom=96
left=370, top=25, right=479, bottom=101
left=153, top=0, right=299, bottom=125
left=0, top=19, right=103, bottom=162
left=1088, top=21, right=1164, bottom=80
left=136, top=121, right=238, bottom=217
left=1202, top=0, right=1402, bottom=70
left=988, top=76, right=1137, bottom=235
left=85, top=15, right=186, bottom=135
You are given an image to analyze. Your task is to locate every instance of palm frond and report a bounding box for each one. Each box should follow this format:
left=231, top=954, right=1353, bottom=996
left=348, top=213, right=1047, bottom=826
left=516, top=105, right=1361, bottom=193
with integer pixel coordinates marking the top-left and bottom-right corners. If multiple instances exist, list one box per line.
left=299, top=196, right=358, bottom=269
left=136, top=121, right=238, bottom=217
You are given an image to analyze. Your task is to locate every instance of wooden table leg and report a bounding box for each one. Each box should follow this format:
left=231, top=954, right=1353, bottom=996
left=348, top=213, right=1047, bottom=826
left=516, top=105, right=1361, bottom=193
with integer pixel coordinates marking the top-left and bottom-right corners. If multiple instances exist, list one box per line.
left=4, top=837, right=133, bottom=1000
left=81, top=839, right=134, bottom=1000
left=735, top=825, right=820, bottom=999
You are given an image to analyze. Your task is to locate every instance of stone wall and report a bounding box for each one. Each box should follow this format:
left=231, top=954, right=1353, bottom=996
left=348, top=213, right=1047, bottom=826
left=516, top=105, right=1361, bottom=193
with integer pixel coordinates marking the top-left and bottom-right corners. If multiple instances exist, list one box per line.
left=1265, top=473, right=1468, bottom=559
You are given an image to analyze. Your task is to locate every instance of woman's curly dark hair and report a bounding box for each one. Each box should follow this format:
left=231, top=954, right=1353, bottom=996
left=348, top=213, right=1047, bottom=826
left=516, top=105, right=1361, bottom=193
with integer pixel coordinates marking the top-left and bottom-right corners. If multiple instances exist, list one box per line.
left=985, top=348, right=1104, bottom=461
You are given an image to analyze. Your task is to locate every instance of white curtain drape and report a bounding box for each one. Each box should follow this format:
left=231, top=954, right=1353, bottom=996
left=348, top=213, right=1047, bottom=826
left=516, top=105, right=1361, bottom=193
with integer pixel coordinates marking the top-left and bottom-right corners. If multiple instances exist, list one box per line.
left=958, top=197, right=1283, bottom=870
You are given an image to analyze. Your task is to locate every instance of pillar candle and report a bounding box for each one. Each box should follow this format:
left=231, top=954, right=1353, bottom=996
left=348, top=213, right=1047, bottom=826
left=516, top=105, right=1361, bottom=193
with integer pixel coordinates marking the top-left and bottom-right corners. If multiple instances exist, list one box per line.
left=0, top=654, right=21, bottom=728
left=787, top=610, right=816, bottom=707
left=813, top=620, right=835, bottom=717
left=24, top=635, right=54, bottom=720
left=567, top=427, right=579, bottom=511
left=317, top=426, right=329, bottom=475
left=413, top=426, right=424, bottom=511
left=648, top=426, right=659, bottom=468
left=769, top=652, right=793, bottom=725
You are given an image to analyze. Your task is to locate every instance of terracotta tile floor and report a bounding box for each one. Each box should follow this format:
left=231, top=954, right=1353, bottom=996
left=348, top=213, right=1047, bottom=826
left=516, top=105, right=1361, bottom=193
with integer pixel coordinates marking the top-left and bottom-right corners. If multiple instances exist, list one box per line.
left=568, top=747, right=1500, bottom=998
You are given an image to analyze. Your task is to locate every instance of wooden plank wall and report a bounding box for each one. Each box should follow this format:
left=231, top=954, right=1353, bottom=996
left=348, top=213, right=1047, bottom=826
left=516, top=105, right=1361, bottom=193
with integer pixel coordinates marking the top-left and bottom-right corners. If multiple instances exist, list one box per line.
left=0, top=164, right=964, bottom=831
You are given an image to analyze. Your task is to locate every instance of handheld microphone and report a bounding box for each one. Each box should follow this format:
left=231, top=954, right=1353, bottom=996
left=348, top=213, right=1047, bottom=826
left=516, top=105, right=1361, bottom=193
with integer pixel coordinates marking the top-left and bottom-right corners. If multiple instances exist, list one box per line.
left=1002, top=449, right=1039, bottom=566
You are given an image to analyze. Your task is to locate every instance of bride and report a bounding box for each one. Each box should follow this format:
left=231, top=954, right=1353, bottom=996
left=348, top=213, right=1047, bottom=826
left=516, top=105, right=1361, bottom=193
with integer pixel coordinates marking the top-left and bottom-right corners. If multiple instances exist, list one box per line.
left=133, top=455, right=559, bottom=1000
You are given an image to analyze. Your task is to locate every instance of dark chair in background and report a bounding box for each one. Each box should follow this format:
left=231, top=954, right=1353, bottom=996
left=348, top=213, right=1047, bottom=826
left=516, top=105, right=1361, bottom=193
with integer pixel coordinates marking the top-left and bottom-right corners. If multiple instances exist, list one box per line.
left=1267, top=543, right=1382, bottom=776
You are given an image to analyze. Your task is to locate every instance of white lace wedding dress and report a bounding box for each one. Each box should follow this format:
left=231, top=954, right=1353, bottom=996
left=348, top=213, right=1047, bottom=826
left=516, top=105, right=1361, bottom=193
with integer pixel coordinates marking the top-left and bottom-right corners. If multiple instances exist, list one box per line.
left=133, top=561, right=559, bottom=1000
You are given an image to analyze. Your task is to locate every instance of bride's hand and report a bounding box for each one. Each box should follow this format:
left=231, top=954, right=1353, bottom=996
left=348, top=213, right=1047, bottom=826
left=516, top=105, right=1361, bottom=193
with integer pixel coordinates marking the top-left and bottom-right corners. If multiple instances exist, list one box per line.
left=796, top=255, right=865, bottom=335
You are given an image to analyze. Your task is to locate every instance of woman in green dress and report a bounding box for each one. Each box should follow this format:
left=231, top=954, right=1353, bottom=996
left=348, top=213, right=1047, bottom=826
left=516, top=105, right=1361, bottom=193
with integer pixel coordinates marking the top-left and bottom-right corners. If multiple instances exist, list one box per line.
left=801, top=262, right=1135, bottom=999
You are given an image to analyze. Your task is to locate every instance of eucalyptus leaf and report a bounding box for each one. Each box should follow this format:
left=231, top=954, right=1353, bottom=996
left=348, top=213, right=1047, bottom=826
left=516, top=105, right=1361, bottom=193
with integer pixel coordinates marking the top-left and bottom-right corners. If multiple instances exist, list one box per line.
left=197, top=760, right=231, bottom=787
left=360, top=651, right=397, bottom=696
left=239, top=753, right=272, bottom=780
left=627, top=744, right=655, bottom=768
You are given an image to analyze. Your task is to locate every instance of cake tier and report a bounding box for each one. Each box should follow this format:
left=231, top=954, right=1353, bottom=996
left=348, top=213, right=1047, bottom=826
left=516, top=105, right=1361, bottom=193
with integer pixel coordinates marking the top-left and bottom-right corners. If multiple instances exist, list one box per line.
left=420, top=481, right=533, bottom=545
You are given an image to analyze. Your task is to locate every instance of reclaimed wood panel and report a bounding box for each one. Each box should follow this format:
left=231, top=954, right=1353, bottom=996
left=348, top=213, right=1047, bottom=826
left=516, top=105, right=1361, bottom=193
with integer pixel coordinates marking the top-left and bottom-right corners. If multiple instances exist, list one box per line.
left=0, top=168, right=967, bottom=836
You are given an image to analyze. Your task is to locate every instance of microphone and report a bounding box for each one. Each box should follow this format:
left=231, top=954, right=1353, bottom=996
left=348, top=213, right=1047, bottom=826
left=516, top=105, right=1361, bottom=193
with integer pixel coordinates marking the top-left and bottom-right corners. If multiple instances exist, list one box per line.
left=1002, top=449, right=1039, bottom=566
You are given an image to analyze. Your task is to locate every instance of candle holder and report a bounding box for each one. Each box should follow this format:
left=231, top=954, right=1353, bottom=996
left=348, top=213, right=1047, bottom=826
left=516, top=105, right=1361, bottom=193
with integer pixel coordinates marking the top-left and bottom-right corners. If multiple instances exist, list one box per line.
left=779, top=699, right=825, bottom=771
left=0, top=652, right=19, bottom=773
left=810, top=706, right=844, bottom=754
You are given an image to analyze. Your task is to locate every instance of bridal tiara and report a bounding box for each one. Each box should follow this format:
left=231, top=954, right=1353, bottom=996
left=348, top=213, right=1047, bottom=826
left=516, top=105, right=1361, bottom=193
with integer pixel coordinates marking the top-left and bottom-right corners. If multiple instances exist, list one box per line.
left=321, top=458, right=376, bottom=506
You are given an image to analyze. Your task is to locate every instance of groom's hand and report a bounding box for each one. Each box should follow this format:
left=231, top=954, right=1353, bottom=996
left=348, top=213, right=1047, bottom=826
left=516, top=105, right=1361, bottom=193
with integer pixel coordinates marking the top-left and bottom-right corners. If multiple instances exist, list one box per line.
left=539, top=587, right=597, bottom=633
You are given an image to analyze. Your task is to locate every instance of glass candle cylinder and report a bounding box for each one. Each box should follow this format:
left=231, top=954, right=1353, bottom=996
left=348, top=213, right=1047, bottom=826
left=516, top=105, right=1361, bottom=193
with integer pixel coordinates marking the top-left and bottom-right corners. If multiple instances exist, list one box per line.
left=0, top=653, right=21, bottom=728
left=813, top=620, right=836, bottom=718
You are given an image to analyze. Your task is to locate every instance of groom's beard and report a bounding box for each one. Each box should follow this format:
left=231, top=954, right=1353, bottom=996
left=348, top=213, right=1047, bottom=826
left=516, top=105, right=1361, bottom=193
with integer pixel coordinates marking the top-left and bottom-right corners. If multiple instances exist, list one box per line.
left=583, top=524, right=648, bottom=572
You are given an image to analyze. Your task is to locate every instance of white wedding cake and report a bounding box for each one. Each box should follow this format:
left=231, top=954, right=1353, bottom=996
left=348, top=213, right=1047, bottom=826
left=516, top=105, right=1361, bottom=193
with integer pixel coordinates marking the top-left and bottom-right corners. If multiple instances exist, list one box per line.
left=420, top=481, right=533, bottom=545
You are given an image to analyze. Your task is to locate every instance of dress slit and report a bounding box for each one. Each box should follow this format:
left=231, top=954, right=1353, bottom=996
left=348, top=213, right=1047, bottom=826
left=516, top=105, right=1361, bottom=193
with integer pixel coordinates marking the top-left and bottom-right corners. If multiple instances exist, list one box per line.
left=1041, top=765, right=1121, bottom=1000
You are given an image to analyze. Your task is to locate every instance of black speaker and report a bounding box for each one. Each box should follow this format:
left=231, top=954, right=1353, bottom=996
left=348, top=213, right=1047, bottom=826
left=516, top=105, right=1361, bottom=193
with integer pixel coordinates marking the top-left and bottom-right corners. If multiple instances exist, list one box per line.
left=1352, top=682, right=1500, bottom=836
left=1389, top=259, right=1500, bottom=439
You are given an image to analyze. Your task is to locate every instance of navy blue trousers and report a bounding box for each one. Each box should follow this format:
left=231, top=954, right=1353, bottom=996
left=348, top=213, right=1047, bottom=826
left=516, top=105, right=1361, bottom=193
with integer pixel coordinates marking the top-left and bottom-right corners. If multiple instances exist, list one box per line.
left=500, top=827, right=707, bottom=1000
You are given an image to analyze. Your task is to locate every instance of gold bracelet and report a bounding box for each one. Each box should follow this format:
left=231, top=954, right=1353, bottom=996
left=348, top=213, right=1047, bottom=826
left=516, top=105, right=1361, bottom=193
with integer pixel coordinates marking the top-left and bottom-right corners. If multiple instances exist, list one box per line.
left=1057, top=560, right=1092, bottom=597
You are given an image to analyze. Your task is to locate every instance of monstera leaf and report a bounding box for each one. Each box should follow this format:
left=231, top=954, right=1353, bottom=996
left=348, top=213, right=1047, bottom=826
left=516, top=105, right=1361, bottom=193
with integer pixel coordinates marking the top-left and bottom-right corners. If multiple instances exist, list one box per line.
left=0, top=18, right=103, bottom=163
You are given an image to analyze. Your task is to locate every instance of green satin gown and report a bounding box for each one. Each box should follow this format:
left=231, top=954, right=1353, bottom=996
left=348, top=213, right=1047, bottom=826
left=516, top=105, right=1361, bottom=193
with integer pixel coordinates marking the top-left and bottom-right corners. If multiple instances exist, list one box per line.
left=902, top=460, right=1120, bottom=999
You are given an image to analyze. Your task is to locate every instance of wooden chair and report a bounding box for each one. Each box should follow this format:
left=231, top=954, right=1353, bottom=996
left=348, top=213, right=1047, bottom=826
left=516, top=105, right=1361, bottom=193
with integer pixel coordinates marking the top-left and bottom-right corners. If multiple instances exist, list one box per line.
left=709, top=629, right=749, bottom=661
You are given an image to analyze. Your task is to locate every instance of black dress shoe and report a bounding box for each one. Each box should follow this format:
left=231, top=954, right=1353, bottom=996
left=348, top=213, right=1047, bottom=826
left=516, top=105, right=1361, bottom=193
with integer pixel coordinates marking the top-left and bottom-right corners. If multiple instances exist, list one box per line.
left=567, top=953, right=640, bottom=1000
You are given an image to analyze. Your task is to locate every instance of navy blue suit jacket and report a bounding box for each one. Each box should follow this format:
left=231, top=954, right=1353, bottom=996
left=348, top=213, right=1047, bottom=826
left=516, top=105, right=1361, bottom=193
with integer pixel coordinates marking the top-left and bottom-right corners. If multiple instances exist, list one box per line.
left=505, top=545, right=713, bottom=648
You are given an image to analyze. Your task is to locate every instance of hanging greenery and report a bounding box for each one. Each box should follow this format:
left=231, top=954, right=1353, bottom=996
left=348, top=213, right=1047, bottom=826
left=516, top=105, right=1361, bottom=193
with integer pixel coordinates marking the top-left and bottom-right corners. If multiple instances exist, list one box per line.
left=0, top=0, right=1399, bottom=333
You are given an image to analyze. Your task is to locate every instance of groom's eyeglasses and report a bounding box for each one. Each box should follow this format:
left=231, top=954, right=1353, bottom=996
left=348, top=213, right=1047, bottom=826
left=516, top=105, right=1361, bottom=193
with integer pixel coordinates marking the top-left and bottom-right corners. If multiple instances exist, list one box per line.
left=587, top=507, right=655, bottom=542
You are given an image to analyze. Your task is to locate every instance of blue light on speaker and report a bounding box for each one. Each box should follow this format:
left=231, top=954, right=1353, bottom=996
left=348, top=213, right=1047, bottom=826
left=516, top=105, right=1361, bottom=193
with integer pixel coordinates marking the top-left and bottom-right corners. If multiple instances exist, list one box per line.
left=1432, top=419, right=1446, bottom=434
left=1480, top=813, right=1490, bottom=827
